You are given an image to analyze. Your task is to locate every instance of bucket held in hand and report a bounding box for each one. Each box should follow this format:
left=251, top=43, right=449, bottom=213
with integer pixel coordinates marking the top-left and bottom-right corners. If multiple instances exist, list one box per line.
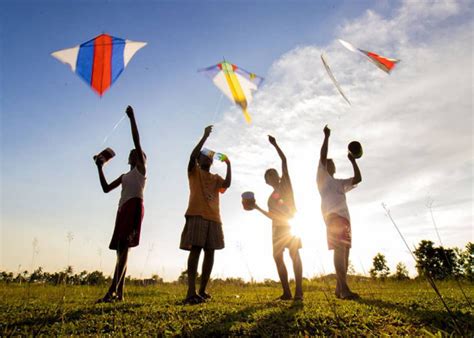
left=94, top=147, right=116, bottom=165
left=348, top=141, right=363, bottom=159
left=241, top=191, right=256, bottom=211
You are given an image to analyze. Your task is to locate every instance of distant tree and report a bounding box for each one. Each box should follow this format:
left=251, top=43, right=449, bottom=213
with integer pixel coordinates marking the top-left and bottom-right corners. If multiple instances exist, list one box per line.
left=29, top=267, right=44, bottom=283
left=393, top=262, right=410, bottom=280
left=177, top=270, right=200, bottom=284
left=413, top=240, right=459, bottom=280
left=85, top=271, right=106, bottom=285
left=151, top=274, right=163, bottom=284
left=0, top=271, right=14, bottom=283
left=458, top=242, right=474, bottom=281
left=369, top=253, right=390, bottom=279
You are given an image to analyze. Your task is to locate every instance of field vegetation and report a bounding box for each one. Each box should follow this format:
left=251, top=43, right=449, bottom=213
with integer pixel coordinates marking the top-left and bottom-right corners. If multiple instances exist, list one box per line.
left=1, top=277, right=472, bottom=336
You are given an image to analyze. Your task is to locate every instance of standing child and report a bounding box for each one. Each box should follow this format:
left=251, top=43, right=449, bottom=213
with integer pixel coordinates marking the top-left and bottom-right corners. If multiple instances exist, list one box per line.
left=180, top=125, right=231, bottom=304
left=95, top=105, right=146, bottom=303
left=317, top=125, right=361, bottom=300
left=253, top=135, right=303, bottom=301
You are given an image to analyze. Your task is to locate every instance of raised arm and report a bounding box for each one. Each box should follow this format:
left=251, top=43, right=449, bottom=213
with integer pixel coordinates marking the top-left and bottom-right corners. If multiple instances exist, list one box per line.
left=222, top=158, right=232, bottom=188
left=320, top=125, right=330, bottom=166
left=188, top=125, right=212, bottom=172
left=126, top=106, right=146, bottom=175
left=95, top=160, right=123, bottom=193
left=268, top=135, right=288, bottom=176
left=348, top=153, right=362, bottom=185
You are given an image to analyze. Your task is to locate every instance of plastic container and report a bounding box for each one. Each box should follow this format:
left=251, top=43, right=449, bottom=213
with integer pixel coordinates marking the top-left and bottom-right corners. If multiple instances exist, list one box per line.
left=241, top=191, right=256, bottom=211
left=348, top=141, right=363, bottom=159
left=93, top=147, right=116, bottom=165
left=201, top=148, right=227, bottom=162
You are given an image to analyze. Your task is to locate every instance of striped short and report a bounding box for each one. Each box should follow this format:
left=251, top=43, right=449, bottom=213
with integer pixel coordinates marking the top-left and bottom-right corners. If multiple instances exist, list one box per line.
left=179, top=216, right=225, bottom=251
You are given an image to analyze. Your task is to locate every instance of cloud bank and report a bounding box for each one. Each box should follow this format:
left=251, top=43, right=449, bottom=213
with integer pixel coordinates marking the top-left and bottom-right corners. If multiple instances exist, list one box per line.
left=208, top=0, right=473, bottom=279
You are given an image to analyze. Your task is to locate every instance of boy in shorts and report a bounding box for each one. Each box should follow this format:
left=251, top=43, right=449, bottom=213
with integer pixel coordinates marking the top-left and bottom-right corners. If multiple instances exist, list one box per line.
left=317, top=125, right=361, bottom=300
left=254, top=135, right=303, bottom=301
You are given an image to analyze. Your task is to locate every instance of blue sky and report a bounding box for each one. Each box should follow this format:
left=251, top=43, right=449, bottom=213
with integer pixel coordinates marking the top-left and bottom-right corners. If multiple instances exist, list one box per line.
left=1, top=0, right=472, bottom=281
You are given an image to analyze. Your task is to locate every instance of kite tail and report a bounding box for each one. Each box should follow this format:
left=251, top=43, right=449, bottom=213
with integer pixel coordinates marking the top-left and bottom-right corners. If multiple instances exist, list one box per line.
left=242, top=109, right=252, bottom=124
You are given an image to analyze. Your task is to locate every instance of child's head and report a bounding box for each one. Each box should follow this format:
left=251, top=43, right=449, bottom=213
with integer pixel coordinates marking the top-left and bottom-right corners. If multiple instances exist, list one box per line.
left=128, top=149, right=146, bottom=167
left=198, top=153, right=213, bottom=171
left=264, top=168, right=280, bottom=188
left=326, top=159, right=335, bottom=175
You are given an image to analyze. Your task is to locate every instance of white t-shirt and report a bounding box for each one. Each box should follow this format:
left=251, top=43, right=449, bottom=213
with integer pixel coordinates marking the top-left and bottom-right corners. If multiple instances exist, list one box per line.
left=316, top=160, right=356, bottom=224
left=118, top=167, right=146, bottom=208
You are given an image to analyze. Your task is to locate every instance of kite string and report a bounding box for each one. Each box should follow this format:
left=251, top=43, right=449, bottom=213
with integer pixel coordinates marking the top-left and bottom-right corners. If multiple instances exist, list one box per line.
left=211, top=93, right=224, bottom=124
left=381, top=203, right=463, bottom=335
left=102, top=115, right=126, bottom=145
left=426, top=199, right=472, bottom=308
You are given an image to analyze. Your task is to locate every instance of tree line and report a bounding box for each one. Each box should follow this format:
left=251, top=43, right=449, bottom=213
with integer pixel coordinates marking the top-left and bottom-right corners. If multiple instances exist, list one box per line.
left=369, top=241, right=473, bottom=281
left=2, top=240, right=472, bottom=285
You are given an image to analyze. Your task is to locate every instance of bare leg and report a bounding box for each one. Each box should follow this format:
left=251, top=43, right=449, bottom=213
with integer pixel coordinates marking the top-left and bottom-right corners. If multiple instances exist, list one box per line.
left=274, top=251, right=292, bottom=299
left=344, top=247, right=350, bottom=274
left=334, top=246, right=351, bottom=297
left=115, top=247, right=129, bottom=300
left=199, top=249, right=215, bottom=296
left=290, top=249, right=303, bottom=299
left=186, top=246, right=201, bottom=298
left=101, top=246, right=128, bottom=301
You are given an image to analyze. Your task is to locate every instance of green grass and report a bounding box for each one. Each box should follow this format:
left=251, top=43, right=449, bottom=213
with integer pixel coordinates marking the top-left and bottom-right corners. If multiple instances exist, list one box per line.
left=1, top=278, right=473, bottom=336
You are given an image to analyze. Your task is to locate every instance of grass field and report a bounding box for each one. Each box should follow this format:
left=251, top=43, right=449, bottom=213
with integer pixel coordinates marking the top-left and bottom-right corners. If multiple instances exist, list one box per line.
left=1, top=278, right=473, bottom=336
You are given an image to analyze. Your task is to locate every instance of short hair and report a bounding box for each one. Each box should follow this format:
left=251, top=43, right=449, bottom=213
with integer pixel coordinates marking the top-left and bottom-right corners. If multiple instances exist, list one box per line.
left=265, top=168, right=278, bottom=179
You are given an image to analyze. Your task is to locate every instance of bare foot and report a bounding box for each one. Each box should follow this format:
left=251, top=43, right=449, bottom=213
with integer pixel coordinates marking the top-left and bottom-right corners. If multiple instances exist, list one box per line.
left=340, top=292, right=360, bottom=300
left=96, top=294, right=114, bottom=304
left=276, top=293, right=293, bottom=301
left=294, top=294, right=304, bottom=301
left=183, top=294, right=205, bottom=305
left=198, top=292, right=211, bottom=300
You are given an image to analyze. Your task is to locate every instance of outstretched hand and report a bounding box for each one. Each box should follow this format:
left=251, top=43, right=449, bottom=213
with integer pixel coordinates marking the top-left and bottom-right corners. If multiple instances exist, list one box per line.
left=204, top=125, right=213, bottom=138
left=268, top=135, right=277, bottom=146
left=126, top=105, right=134, bottom=118
left=347, top=152, right=355, bottom=162
left=323, top=124, right=331, bottom=137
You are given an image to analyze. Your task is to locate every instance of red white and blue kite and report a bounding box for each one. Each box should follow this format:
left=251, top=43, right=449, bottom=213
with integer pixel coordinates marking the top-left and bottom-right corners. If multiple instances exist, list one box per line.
left=338, top=39, right=400, bottom=74
left=51, top=33, right=147, bottom=96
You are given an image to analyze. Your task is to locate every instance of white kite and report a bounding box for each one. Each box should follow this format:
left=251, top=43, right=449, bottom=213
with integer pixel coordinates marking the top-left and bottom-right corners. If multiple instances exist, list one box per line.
left=321, top=53, right=351, bottom=105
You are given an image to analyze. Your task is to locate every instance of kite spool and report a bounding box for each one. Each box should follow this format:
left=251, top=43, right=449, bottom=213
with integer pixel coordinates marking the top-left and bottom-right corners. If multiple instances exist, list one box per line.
left=94, top=147, right=116, bottom=165
left=348, top=141, right=363, bottom=159
left=241, top=191, right=256, bottom=211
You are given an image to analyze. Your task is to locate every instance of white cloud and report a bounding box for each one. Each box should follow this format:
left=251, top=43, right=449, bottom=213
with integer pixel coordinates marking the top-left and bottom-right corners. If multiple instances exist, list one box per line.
left=210, top=0, right=473, bottom=279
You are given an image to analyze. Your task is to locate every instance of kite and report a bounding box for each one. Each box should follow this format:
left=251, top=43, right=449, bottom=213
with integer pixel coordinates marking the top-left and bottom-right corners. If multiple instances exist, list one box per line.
left=199, top=61, right=264, bottom=123
left=321, top=53, right=351, bottom=105
left=51, top=33, right=147, bottom=96
left=338, top=39, right=400, bottom=74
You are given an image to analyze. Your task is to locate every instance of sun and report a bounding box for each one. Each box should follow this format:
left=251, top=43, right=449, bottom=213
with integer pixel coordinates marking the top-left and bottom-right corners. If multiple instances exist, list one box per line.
left=289, top=211, right=318, bottom=239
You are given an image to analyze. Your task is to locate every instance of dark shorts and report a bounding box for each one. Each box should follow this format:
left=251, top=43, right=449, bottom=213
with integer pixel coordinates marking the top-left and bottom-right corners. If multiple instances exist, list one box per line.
left=272, top=225, right=302, bottom=255
left=180, top=216, right=225, bottom=251
left=109, top=198, right=144, bottom=250
left=326, top=214, right=351, bottom=250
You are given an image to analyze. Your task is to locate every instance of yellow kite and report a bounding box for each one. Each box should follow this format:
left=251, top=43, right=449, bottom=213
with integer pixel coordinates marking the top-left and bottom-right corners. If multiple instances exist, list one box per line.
left=199, top=61, right=264, bottom=123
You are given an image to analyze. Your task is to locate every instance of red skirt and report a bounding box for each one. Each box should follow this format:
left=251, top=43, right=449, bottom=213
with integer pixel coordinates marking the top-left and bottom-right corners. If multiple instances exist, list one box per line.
left=109, top=198, right=144, bottom=250
left=326, top=214, right=351, bottom=250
